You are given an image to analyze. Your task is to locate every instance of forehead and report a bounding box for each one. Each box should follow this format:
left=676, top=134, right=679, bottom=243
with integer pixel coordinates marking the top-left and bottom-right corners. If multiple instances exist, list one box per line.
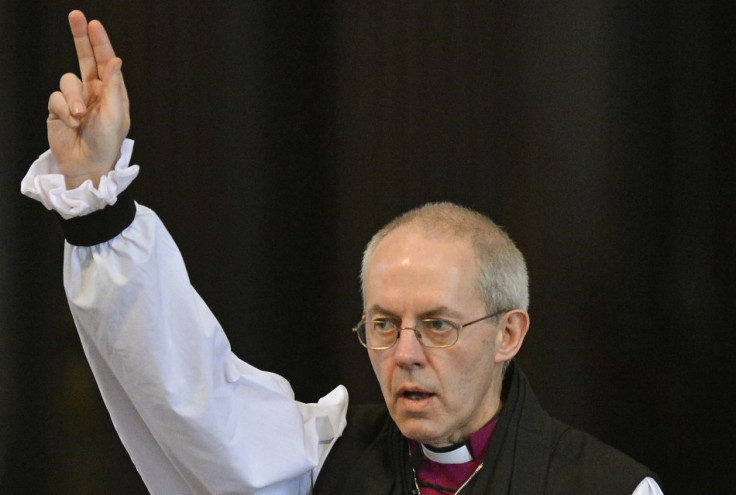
left=364, top=226, right=481, bottom=312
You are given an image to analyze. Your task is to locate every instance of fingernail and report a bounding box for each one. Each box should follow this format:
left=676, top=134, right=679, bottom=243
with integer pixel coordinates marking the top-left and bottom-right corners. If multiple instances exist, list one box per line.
left=72, top=102, right=85, bottom=115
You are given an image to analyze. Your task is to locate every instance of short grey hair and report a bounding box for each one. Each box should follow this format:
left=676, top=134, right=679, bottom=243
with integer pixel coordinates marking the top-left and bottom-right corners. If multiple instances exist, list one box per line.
left=360, top=202, right=529, bottom=313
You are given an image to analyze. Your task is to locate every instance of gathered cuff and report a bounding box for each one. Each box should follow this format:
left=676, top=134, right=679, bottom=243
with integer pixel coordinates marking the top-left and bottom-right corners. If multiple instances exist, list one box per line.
left=20, top=139, right=139, bottom=220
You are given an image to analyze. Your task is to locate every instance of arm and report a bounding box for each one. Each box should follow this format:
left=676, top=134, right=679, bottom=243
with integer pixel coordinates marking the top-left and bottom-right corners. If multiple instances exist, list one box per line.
left=60, top=191, right=347, bottom=494
left=24, top=11, right=348, bottom=494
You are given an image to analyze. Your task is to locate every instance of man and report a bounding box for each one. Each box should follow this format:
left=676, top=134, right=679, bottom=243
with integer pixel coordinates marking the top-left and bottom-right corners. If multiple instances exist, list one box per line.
left=21, top=10, right=662, bottom=494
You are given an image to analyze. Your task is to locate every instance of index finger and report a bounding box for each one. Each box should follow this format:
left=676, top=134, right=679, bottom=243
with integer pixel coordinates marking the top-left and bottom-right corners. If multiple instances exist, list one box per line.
left=68, top=10, right=117, bottom=83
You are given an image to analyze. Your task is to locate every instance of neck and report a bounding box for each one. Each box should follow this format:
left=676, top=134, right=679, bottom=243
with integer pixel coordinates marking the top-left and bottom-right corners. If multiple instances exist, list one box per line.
left=428, top=398, right=503, bottom=449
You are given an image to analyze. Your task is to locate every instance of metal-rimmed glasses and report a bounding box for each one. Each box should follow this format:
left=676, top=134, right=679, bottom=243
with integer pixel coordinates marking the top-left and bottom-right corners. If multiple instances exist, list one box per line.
left=352, top=309, right=511, bottom=350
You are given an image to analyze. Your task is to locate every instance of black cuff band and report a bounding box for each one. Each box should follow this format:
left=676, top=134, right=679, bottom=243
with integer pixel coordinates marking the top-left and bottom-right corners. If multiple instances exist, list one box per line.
left=56, top=190, right=137, bottom=246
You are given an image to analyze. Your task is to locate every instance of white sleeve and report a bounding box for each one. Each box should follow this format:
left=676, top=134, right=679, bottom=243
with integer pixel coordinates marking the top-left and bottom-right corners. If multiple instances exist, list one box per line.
left=21, top=141, right=349, bottom=495
left=632, top=477, right=664, bottom=495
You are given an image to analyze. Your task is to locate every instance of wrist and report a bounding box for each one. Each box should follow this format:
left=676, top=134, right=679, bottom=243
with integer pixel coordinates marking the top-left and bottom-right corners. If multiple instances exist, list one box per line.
left=64, top=175, right=100, bottom=191
left=65, top=173, right=101, bottom=190
left=63, top=161, right=118, bottom=190
left=21, top=139, right=139, bottom=220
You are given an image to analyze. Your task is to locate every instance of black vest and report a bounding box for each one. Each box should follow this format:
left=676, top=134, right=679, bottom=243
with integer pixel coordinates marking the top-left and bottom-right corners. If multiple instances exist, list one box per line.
left=313, top=362, right=658, bottom=494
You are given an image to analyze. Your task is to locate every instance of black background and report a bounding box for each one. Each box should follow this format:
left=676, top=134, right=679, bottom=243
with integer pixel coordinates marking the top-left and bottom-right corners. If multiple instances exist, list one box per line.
left=2, top=2, right=734, bottom=493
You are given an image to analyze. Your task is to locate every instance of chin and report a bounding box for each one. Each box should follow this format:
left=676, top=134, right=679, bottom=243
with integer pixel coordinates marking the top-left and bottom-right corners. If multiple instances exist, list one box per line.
left=395, top=417, right=444, bottom=445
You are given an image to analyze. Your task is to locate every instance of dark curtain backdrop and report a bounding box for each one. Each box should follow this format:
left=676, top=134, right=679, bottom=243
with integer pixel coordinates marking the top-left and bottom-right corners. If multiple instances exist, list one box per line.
left=2, top=1, right=734, bottom=493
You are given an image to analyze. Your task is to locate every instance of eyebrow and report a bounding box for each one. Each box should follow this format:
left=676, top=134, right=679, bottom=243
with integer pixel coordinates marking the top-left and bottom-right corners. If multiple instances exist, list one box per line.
left=422, top=306, right=464, bottom=320
left=366, top=305, right=463, bottom=320
left=365, top=304, right=397, bottom=318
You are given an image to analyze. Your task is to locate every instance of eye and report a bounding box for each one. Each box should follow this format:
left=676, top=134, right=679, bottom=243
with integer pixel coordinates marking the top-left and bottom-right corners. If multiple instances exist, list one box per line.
left=371, top=319, right=397, bottom=333
left=420, top=319, right=455, bottom=333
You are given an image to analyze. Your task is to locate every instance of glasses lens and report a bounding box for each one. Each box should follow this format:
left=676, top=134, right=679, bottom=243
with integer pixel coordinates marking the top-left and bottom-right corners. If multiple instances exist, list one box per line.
left=362, top=320, right=398, bottom=349
left=417, top=319, right=458, bottom=348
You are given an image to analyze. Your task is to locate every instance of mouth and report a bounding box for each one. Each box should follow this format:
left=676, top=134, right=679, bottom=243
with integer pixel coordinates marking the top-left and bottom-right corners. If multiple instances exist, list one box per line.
left=396, top=387, right=436, bottom=413
left=401, top=390, right=435, bottom=400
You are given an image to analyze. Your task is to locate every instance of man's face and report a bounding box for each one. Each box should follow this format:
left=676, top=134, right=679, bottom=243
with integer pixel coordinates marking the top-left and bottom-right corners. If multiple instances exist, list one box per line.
left=364, top=226, right=505, bottom=447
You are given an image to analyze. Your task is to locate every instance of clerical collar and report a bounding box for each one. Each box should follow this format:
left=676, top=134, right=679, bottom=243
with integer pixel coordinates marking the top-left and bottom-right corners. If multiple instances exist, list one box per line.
left=421, top=442, right=474, bottom=464
left=416, top=416, right=500, bottom=465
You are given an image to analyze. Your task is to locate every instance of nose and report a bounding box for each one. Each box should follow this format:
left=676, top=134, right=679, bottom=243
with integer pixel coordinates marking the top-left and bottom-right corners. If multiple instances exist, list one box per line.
left=393, top=327, right=427, bottom=368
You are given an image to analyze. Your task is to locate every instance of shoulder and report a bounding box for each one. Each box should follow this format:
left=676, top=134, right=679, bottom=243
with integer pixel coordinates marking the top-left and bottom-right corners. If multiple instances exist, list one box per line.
left=502, top=363, right=659, bottom=493
left=545, top=420, right=657, bottom=494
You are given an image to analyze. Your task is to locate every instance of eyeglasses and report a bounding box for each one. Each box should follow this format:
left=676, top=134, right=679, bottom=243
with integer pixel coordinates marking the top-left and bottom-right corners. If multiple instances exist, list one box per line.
left=352, top=309, right=510, bottom=350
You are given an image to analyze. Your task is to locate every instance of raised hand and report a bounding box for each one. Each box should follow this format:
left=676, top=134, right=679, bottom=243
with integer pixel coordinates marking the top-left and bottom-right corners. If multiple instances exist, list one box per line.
left=47, top=10, right=130, bottom=189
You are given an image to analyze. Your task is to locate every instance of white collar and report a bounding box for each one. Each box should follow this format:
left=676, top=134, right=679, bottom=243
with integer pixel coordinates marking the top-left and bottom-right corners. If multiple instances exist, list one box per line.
left=420, top=443, right=473, bottom=464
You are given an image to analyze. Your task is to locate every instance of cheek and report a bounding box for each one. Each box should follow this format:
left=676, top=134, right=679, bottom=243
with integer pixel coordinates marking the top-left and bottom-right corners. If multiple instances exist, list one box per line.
left=368, top=352, right=391, bottom=390
left=447, top=346, right=495, bottom=394
left=478, top=332, right=501, bottom=363
left=479, top=333, right=496, bottom=348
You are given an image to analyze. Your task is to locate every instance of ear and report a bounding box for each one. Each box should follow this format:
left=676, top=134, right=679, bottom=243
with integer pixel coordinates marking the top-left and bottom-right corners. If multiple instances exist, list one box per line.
left=494, top=309, right=530, bottom=364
